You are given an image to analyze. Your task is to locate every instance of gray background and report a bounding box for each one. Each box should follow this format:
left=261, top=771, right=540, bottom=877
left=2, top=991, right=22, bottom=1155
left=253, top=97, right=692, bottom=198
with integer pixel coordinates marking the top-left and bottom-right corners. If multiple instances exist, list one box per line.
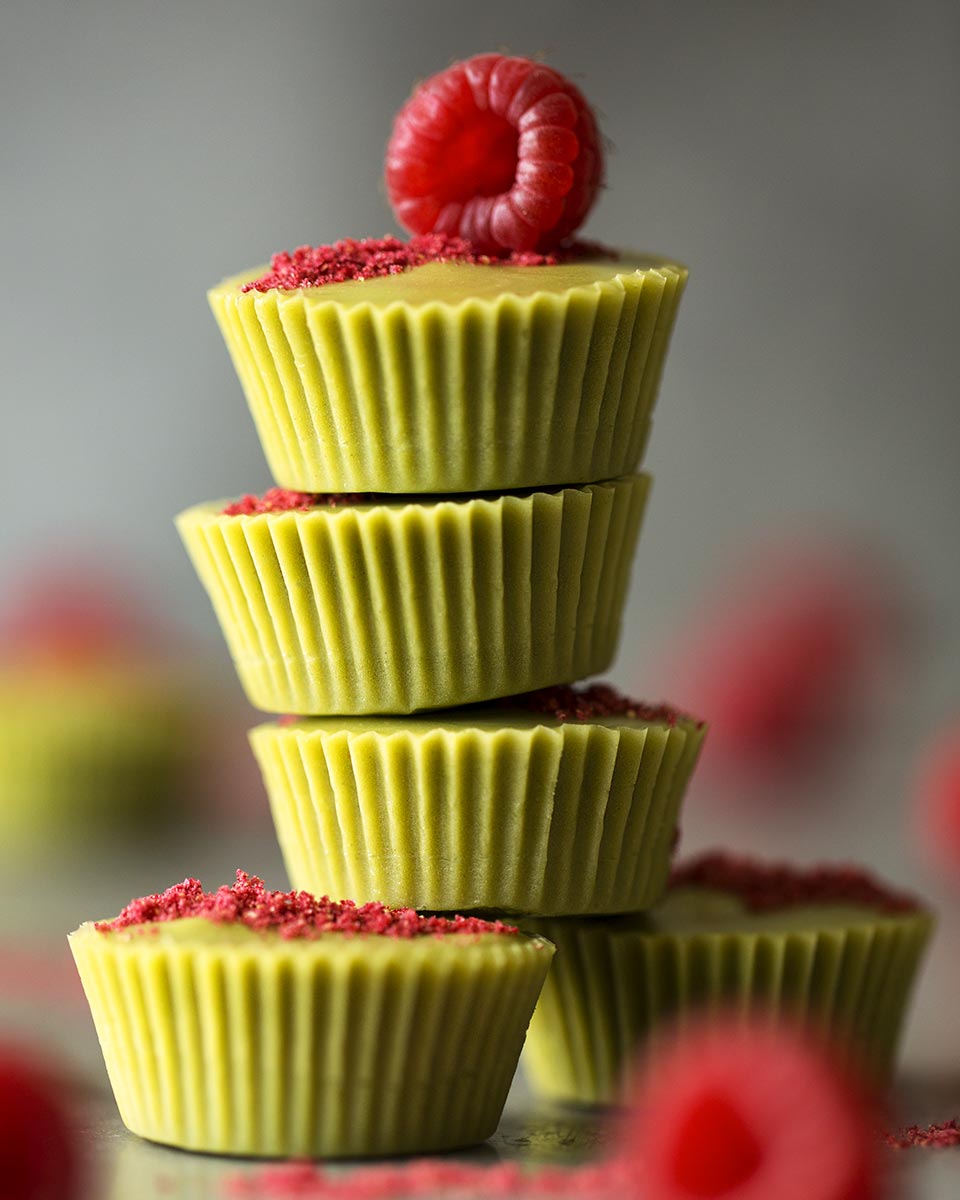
left=1, top=0, right=958, bottom=1071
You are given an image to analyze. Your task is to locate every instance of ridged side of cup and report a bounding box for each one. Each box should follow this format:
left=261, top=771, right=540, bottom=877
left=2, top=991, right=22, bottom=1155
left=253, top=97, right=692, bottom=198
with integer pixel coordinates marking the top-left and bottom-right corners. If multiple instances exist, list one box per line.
left=208, top=262, right=686, bottom=493
left=522, top=908, right=933, bottom=1104
left=176, top=476, right=648, bottom=715
left=250, top=714, right=705, bottom=916
left=70, top=926, right=552, bottom=1158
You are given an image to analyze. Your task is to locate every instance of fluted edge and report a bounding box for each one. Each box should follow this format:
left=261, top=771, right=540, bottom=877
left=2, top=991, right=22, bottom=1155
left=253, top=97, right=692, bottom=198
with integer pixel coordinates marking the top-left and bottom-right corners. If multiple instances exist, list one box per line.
left=209, top=262, right=686, bottom=493
left=70, top=926, right=552, bottom=1157
left=250, top=713, right=705, bottom=915
left=176, top=476, right=648, bottom=715
left=521, top=908, right=934, bottom=1104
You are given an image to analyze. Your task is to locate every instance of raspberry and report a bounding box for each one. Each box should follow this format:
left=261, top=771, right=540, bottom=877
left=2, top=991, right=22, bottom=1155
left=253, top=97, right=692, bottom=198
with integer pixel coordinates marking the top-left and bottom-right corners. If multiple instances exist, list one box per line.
left=915, top=721, right=960, bottom=878
left=386, top=53, right=603, bottom=253
left=663, top=540, right=904, bottom=784
left=0, top=1047, right=81, bottom=1200
left=0, top=566, right=161, bottom=667
left=623, top=1022, right=882, bottom=1200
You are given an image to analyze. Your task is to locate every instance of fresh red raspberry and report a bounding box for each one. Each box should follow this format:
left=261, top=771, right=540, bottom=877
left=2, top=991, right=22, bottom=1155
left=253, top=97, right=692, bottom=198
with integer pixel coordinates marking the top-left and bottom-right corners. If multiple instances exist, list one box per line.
left=0, top=1047, right=81, bottom=1200
left=623, top=1021, right=882, bottom=1200
left=386, top=53, right=603, bottom=253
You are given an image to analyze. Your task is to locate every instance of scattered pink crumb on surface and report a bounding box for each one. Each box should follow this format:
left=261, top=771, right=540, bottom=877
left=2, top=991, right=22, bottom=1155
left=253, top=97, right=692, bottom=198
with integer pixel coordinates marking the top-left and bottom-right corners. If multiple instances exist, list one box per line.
left=671, top=851, right=923, bottom=915
left=95, top=871, right=519, bottom=939
left=884, top=1119, right=960, bottom=1149
left=221, top=489, right=370, bottom=516
left=241, top=234, right=608, bottom=292
left=499, top=683, right=700, bottom=727
left=224, top=1156, right=636, bottom=1199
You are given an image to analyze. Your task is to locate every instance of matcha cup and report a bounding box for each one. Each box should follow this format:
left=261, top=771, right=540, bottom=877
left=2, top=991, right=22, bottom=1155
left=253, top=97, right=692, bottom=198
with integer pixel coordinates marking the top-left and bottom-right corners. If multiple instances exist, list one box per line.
left=177, top=476, right=648, bottom=715
left=70, top=916, right=552, bottom=1158
left=0, top=670, right=195, bottom=852
left=522, top=865, right=933, bottom=1104
left=209, top=256, right=686, bottom=494
left=251, top=701, right=705, bottom=916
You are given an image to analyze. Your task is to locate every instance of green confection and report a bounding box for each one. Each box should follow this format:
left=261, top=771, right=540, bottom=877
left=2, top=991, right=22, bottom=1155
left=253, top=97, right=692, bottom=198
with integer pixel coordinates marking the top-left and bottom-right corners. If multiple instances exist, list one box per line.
left=208, top=256, right=686, bottom=494
left=0, top=671, right=194, bottom=851
left=522, top=885, right=933, bottom=1104
left=251, top=706, right=705, bottom=916
left=176, top=476, right=648, bottom=715
left=70, top=918, right=552, bottom=1158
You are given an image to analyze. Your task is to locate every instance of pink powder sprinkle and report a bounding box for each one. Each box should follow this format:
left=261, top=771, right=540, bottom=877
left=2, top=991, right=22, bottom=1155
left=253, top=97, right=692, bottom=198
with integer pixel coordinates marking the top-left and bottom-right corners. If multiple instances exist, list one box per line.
left=222, top=489, right=370, bottom=516
left=240, top=234, right=605, bottom=293
left=225, top=1156, right=636, bottom=1199
left=884, top=1119, right=960, bottom=1149
left=671, top=851, right=923, bottom=915
left=500, top=683, right=699, bottom=728
left=96, top=871, right=519, bottom=939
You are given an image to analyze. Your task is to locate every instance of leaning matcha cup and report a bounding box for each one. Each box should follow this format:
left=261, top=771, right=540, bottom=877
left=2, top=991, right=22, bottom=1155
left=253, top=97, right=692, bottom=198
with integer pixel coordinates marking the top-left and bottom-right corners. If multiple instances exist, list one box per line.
left=521, top=859, right=934, bottom=1105
left=251, top=699, right=705, bottom=916
left=209, top=256, right=686, bottom=494
left=70, top=907, right=552, bottom=1158
left=176, top=476, right=648, bottom=715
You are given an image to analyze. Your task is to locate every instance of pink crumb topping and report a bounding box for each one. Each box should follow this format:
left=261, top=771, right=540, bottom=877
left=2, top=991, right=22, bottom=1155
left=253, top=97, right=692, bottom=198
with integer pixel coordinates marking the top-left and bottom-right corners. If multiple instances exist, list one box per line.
left=96, top=871, right=518, bottom=939
left=225, top=1157, right=634, bottom=1199
left=221, top=489, right=370, bottom=516
left=884, top=1119, right=960, bottom=1149
left=671, top=851, right=923, bottom=915
left=500, top=683, right=699, bottom=727
left=241, top=234, right=609, bottom=292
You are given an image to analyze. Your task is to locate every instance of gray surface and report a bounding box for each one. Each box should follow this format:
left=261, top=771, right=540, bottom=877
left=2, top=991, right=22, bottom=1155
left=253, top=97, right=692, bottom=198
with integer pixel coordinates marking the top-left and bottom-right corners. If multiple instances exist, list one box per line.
left=68, top=1077, right=960, bottom=1199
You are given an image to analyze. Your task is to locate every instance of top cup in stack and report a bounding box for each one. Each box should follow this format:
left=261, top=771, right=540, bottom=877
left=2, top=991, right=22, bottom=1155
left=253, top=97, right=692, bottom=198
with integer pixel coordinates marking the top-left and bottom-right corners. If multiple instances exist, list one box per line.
left=178, top=53, right=705, bottom=917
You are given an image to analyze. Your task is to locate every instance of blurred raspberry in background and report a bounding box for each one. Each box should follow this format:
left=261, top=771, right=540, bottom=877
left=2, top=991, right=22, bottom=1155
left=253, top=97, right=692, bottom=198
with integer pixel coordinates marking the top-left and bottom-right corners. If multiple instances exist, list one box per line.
left=0, top=1043, right=83, bottom=1200
left=656, top=531, right=912, bottom=796
left=915, top=720, right=960, bottom=880
left=625, top=1017, right=884, bottom=1200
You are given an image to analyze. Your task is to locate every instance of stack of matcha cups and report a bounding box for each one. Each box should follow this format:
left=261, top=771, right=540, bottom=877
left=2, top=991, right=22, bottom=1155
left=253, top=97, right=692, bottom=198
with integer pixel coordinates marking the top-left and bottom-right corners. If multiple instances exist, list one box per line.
left=179, top=250, right=700, bottom=927
left=174, top=247, right=931, bottom=1141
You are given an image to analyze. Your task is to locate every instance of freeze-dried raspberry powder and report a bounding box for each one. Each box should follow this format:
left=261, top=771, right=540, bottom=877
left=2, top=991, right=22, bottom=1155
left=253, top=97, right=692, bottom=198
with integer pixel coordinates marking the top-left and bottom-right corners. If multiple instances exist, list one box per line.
left=241, top=233, right=586, bottom=292
left=222, top=489, right=370, bottom=516
left=671, top=851, right=922, bottom=915
left=96, top=871, right=518, bottom=939
left=501, top=683, right=699, bottom=727
left=884, top=1119, right=960, bottom=1149
left=226, top=1157, right=635, bottom=1199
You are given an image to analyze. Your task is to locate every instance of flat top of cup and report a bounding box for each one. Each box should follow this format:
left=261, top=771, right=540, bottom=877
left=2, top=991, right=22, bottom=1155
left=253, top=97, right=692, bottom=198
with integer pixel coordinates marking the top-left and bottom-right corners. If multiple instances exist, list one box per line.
left=213, top=253, right=684, bottom=309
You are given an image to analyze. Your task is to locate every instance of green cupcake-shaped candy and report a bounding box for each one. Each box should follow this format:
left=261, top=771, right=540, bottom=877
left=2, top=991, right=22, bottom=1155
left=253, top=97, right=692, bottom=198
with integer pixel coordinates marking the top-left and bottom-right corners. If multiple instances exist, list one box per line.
left=523, top=853, right=933, bottom=1104
left=71, top=872, right=552, bottom=1158
left=209, top=244, right=686, bottom=495
left=251, top=685, right=705, bottom=916
left=177, top=476, right=648, bottom=715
